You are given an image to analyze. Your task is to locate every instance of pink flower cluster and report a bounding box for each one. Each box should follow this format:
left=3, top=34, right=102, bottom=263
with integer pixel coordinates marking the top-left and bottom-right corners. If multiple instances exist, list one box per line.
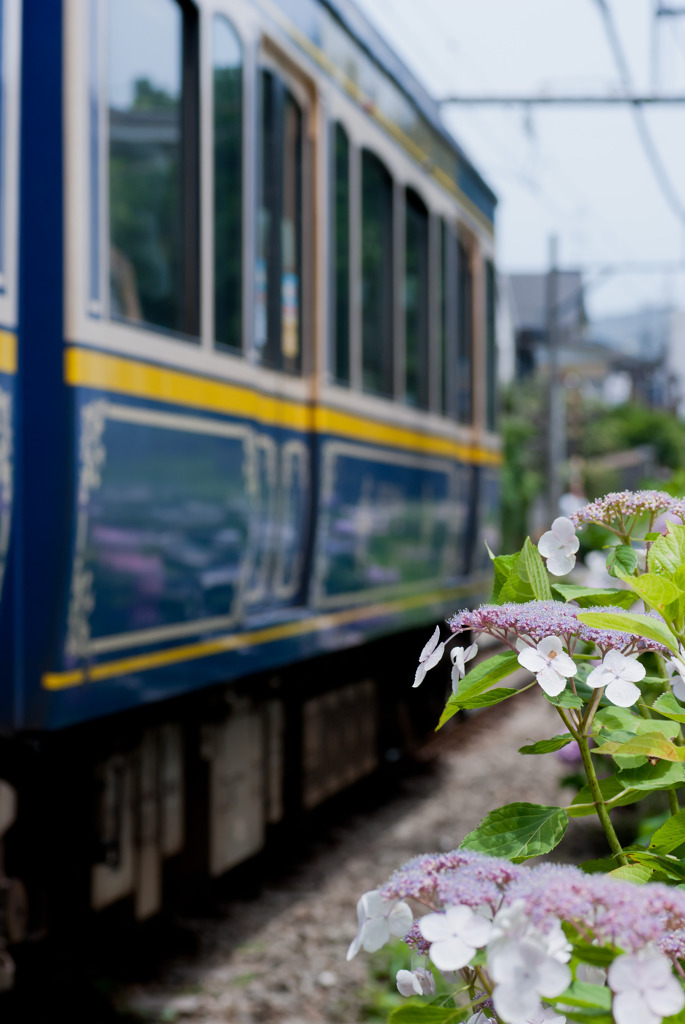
left=570, top=490, right=685, bottom=528
left=448, top=601, right=670, bottom=656
left=381, top=849, right=685, bottom=960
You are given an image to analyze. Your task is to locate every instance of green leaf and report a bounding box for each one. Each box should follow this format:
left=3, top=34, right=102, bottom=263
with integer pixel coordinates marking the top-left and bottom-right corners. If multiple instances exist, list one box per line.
left=569, top=939, right=618, bottom=968
left=606, top=545, right=638, bottom=577
left=592, top=731, right=682, bottom=762
left=521, top=537, right=553, bottom=601
left=614, top=569, right=684, bottom=615
left=568, top=776, right=645, bottom=818
left=555, top=980, right=612, bottom=1011
left=460, top=802, right=568, bottom=861
left=618, top=759, right=685, bottom=791
left=389, top=1007, right=468, bottom=1024
left=649, top=809, right=685, bottom=854
left=552, top=583, right=637, bottom=609
left=627, top=850, right=685, bottom=882
left=457, top=687, right=518, bottom=710
left=652, top=692, right=685, bottom=724
left=576, top=610, right=679, bottom=654
left=519, top=734, right=573, bottom=755
left=498, top=549, right=534, bottom=604
left=649, top=522, right=685, bottom=577
left=636, top=718, right=681, bottom=740
left=663, top=1006, right=685, bottom=1024
left=593, top=706, right=639, bottom=734
left=608, top=863, right=653, bottom=883
left=487, top=543, right=520, bottom=603
left=437, top=651, right=520, bottom=728
left=545, top=689, right=584, bottom=709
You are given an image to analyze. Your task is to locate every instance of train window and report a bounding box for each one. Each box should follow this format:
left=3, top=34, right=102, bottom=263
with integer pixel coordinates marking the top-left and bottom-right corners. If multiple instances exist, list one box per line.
left=256, top=70, right=303, bottom=374
left=438, top=219, right=448, bottom=415
left=213, top=16, right=243, bottom=352
left=485, top=259, right=497, bottom=431
left=332, top=123, right=350, bottom=385
left=457, top=238, right=473, bottom=424
left=361, top=150, right=393, bottom=398
left=404, top=189, right=429, bottom=409
left=107, top=0, right=199, bottom=337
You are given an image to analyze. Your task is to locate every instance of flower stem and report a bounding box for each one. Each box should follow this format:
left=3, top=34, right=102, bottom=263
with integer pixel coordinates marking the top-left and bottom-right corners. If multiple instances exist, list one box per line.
left=668, top=788, right=680, bottom=816
left=576, top=732, right=629, bottom=865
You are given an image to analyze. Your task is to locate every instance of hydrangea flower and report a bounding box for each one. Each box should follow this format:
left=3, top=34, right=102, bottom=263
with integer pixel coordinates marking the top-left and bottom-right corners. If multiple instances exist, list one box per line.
left=413, top=626, right=445, bottom=688
left=571, top=490, right=685, bottom=529
left=346, top=890, right=413, bottom=960
left=586, top=650, right=646, bottom=707
left=419, top=904, right=492, bottom=971
left=608, top=950, right=685, bottom=1024
left=395, top=967, right=436, bottom=997
left=465, top=1013, right=496, bottom=1024
left=488, top=936, right=572, bottom=1024
left=517, top=637, right=577, bottom=696
left=526, top=1010, right=567, bottom=1024
left=666, top=654, right=685, bottom=703
left=538, top=517, right=580, bottom=576
left=451, top=642, right=478, bottom=693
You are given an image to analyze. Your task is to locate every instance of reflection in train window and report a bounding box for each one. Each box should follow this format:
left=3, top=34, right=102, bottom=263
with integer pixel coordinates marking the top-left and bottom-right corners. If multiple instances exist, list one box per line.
left=256, top=70, right=303, bottom=374
left=107, top=0, right=198, bottom=337
left=486, top=259, right=497, bottom=430
left=332, top=123, right=350, bottom=385
left=213, top=16, right=243, bottom=352
left=439, top=219, right=448, bottom=415
left=361, top=150, right=393, bottom=398
left=404, top=189, right=429, bottom=408
left=457, top=238, right=473, bottom=424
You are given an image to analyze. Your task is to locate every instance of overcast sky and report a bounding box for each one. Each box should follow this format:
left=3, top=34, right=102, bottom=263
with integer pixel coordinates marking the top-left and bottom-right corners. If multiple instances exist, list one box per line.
left=355, top=0, right=685, bottom=320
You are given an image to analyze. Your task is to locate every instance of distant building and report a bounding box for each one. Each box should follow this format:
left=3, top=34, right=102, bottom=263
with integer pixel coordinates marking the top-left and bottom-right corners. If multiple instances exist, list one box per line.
left=499, top=272, right=678, bottom=411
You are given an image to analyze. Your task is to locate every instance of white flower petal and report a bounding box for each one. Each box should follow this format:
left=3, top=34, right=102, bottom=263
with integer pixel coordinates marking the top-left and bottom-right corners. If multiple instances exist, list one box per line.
left=551, top=651, right=577, bottom=677
left=460, top=913, right=493, bottom=948
left=538, top=531, right=562, bottom=558
left=419, top=912, right=453, bottom=943
left=551, top=516, right=578, bottom=543
left=493, top=980, right=542, bottom=1024
left=586, top=664, right=613, bottom=689
left=428, top=935, right=474, bottom=971
left=538, top=637, right=564, bottom=657
left=673, top=675, right=685, bottom=702
left=396, top=969, right=422, bottom=997
left=419, top=626, right=440, bottom=662
left=360, top=916, right=390, bottom=952
left=646, top=978, right=685, bottom=1017
left=537, top=957, right=572, bottom=998
left=346, top=933, right=362, bottom=961
left=387, top=900, right=413, bottom=938
left=518, top=648, right=548, bottom=673
left=413, top=662, right=428, bottom=688
left=546, top=552, right=576, bottom=576
left=536, top=666, right=567, bottom=696
left=605, top=677, right=641, bottom=707
left=618, top=656, right=646, bottom=683
left=613, top=990, right=659, bottom=1024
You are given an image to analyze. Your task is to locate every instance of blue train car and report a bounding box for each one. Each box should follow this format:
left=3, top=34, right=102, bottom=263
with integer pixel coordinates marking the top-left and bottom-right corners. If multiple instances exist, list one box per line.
left=0, top=0, right=499, bottom=964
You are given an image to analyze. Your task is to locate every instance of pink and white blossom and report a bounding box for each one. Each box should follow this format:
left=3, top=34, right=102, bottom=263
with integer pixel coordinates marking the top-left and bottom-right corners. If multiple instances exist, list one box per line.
left=517, top=637, right=577, bottom=696
left=395, top=967, right=436, bottom=997
left=608, top=950, right=685, bottom=1024
left=419, top=904, right=492, bottom=971
left=586, top=650, right=645, bottom=707
left=537, top=517, right=579, bottom=576
left=413, top=626, right=445, bottom=688
left=488, top=937, right=571, bottom=1024
left=451, top=642, right=478, bottom=693
left=346, top=890, right=413, bottom=960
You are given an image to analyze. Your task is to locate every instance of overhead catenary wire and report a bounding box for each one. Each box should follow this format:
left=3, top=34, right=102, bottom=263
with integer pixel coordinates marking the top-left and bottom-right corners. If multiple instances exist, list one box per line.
left=593, top=0, right=685, bottom=231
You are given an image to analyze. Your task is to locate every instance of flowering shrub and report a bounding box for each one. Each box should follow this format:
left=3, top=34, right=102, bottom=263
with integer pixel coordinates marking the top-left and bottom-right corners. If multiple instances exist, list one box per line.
left=348, top=490, right=685, bottom=1024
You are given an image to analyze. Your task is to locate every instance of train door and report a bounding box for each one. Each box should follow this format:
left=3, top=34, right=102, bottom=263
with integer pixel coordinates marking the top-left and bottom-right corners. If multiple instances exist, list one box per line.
left=243, top=47, right=317, bottom=618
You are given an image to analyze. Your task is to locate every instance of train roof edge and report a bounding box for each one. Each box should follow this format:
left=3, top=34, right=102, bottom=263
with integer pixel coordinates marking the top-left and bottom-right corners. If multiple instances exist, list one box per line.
left=276, top=0, right=497, bottom=223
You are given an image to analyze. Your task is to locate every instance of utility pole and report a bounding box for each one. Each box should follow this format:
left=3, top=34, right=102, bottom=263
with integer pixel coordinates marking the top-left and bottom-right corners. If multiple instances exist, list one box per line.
left=546, top=236, right=565, bottom=525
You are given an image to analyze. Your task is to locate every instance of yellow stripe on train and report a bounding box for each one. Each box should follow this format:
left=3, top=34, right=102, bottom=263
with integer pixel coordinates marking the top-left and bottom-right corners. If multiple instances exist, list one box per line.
left=0, top=331, right=17, bottom=374
left=64, top=346, right=501, bottom=466
left=42, top=579, right=486, bottom=690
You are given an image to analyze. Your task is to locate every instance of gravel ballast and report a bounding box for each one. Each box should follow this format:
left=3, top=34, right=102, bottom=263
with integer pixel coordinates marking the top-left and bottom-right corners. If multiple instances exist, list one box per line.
left=118, top=693, right=593, bottom=1023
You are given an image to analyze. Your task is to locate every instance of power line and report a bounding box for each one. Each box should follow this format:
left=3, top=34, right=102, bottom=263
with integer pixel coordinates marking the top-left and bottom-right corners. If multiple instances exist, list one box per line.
left=592, top=0, right=685, bottom=229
